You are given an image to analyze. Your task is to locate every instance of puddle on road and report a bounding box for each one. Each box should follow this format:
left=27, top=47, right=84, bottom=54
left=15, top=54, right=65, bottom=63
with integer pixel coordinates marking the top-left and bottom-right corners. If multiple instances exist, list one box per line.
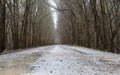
left=0, top=65, right=31, bottom=75
left=0, top=53, right=42, bottom=75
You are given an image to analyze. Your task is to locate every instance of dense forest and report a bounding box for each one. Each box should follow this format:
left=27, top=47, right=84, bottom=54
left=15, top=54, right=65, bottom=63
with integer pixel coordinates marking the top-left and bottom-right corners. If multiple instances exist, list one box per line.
left=0, top=0, right=120, bottom=53
left=0, top=0, right=55, bottom=52
left=57, top=0, right=120, bottom=53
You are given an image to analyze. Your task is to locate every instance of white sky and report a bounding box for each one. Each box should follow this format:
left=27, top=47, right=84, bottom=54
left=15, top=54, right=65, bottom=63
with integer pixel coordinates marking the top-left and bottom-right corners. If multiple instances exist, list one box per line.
left=49, top=0, right=58, bottom=29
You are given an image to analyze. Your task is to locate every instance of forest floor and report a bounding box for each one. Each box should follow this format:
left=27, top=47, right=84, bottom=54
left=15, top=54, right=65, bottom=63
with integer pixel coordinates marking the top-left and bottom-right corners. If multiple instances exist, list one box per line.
left=0, top=45, right=120, bottom=75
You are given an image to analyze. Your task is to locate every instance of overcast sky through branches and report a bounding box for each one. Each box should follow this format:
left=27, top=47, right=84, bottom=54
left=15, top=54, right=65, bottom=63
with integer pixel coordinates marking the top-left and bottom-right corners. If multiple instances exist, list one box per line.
left=49, top=0, right=58, bottom=29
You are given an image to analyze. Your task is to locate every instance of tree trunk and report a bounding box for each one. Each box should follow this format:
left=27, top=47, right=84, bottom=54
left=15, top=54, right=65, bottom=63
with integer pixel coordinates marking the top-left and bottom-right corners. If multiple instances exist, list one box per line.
left=0, top=0, right=6, bottom=52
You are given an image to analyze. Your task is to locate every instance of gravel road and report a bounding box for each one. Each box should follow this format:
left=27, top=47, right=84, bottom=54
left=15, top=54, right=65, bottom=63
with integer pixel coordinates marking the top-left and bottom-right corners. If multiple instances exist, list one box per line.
left=0, top=45, right=120, bottom=75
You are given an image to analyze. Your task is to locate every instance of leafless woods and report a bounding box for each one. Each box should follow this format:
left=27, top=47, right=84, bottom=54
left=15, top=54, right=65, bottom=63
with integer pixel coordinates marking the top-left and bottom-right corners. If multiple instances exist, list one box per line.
left=0, top=0, right=120, bottom=53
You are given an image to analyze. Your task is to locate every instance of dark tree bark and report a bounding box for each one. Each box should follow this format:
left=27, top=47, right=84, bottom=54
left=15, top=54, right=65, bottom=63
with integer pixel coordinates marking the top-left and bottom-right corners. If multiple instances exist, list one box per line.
left=0, top=0, right=6, bottom=52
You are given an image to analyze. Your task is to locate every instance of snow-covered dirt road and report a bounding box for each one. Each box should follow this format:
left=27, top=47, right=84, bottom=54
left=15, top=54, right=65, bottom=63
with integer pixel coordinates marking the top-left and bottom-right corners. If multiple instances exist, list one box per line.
left=0, top=45, right=120, bottom=75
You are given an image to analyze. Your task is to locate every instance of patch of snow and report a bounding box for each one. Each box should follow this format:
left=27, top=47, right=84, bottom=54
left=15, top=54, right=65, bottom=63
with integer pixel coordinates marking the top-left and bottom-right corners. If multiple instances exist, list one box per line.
left=65, top=46, right=106, bottom=55
left=22, top=72, right=53, bottom=75
left=50, top=46, right=68, bottom=53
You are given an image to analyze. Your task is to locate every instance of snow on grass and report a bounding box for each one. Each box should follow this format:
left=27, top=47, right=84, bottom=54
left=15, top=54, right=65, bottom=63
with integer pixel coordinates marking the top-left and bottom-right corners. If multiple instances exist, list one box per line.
left=67, top=45, right=120, bottom=62
left=0, top=46, right=53, bottom=62
left=64, top=45, right=109, bottom=54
